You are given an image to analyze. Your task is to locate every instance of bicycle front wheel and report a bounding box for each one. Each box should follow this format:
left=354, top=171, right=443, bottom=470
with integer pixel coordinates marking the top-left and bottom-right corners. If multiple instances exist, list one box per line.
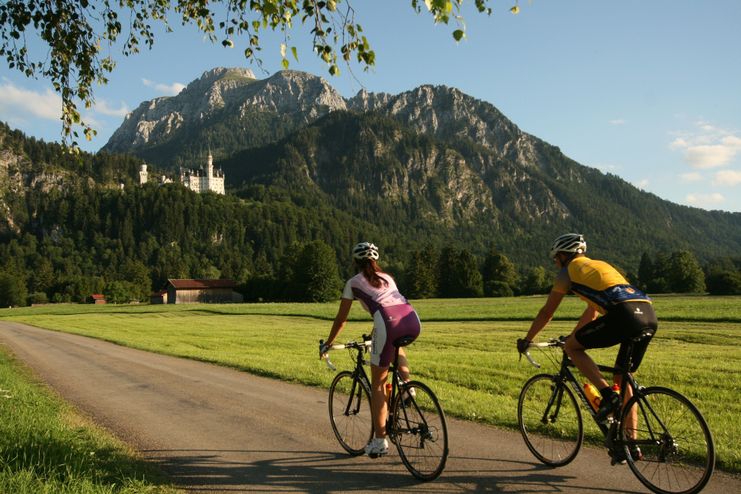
left=621, top=386, right=715, bottom=494
left=328, top=371, right=373, bottom=456
left=517, top=374, right=583, bottom=467
left=390, top=381, right=448, bottom=481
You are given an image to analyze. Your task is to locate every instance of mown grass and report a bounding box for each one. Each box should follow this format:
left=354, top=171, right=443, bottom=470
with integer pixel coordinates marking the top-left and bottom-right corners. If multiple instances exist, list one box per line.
left=0, top=349, right=179, bottom=494
left=1, top=295, right=739, bottom=473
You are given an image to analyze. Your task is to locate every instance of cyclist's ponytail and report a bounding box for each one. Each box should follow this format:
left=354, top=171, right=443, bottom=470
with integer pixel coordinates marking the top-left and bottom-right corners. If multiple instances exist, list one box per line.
left=356, top=258, right=388, bottom=289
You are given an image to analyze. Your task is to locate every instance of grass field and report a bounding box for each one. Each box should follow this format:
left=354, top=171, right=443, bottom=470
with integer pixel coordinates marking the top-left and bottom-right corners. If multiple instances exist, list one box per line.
left=0, top=349, right=178, bottom=493
left=1, top=295, right=739, bottom=474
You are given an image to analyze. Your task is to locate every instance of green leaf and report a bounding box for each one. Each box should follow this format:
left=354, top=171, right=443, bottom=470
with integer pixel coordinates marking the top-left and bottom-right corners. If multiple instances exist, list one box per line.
left=453, top=29, right=465, bottom=41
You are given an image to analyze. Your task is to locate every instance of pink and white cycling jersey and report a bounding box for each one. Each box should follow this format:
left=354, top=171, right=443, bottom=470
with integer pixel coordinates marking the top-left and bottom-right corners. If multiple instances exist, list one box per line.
left=342, top=271, right=420, bottom=367
left=341, top=272, right=407, bottom=314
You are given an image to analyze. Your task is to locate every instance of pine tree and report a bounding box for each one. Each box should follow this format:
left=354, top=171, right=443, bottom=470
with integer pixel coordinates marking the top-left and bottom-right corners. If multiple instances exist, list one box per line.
left=294, top=240, right=342, bottom=302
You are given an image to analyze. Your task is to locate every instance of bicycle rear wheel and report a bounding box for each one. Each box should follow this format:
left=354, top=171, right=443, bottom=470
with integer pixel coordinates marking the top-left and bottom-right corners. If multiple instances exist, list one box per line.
left=517, top=374, right=583, bottom=467
left=390, top=381, right=448, bottom=481
left=328, top=371, right=373, bottom=455
left=621, top=386, right=715, bottom=494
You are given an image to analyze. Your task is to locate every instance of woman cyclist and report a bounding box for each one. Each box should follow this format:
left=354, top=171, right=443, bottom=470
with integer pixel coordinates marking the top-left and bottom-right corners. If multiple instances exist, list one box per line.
left=517, top=233, right=657, bottom=459
left=320, top=242, right=421, bottom=458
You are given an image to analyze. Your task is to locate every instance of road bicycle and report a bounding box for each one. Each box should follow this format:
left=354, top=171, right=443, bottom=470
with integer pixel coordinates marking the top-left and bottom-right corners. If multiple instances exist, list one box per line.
left=517, top=331, right=715, bottom=494
left=320, top=334, right=448, bottom=481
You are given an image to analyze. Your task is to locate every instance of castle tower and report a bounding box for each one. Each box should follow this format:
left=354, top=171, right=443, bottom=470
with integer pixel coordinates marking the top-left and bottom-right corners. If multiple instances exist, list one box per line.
left=138, top=164, right=148, bottom=185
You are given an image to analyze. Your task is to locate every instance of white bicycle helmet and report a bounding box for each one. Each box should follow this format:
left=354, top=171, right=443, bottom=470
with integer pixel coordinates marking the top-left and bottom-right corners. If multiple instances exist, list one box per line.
left=549, top=233, right=587, bottom=258
left=352, top=242, right=379, bottom=260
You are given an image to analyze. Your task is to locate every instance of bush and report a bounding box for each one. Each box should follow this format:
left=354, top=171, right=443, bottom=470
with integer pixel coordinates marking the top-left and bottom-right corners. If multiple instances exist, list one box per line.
left=27, top=292, right=49, bottom=305
left=706, top=270, right=741, bottom=295
left=486, top=281, right=514, bottom=297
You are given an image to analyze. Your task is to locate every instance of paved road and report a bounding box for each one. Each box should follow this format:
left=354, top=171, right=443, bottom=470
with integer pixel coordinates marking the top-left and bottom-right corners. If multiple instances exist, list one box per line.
left=0, top=321, right=737, bottom=493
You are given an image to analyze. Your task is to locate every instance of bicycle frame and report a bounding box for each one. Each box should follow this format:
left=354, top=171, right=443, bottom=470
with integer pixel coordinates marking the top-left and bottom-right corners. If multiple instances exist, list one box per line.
left=529, top=340, right=669, bottom=452
left=324, top=337, right=411, bottom=435
left=327, top=335, right=427, bottom=442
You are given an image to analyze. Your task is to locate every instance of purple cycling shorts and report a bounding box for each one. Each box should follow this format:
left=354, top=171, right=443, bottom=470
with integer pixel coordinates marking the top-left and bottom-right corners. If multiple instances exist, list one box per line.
left=370, top=303, right=421, bottom=367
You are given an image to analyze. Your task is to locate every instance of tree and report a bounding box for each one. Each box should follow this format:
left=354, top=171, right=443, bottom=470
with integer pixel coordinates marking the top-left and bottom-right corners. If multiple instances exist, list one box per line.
left=666, top=250, right=705, bottom=293
left=637, top=252, right=653, bottom=292
left=647, top=252, right=671, bottom=293
left=521, top=266, right=550, bottom=295
left=0, top=271, right=28, bottom=307
left=405, top=248, right=439, bottom=299
left=482, top=249, right=517, bottom=296
left=0, top=0, right=515, bottom=146
left=705, top=270, right=741, bottom=295
left=293, top=240, right=342, bottom=302
left=438, top=247, right=483, bottom=298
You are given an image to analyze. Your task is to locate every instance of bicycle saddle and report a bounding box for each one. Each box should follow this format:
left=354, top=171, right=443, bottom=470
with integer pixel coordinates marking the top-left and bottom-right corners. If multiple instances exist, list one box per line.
left=393, top=335, right=416, bottom=348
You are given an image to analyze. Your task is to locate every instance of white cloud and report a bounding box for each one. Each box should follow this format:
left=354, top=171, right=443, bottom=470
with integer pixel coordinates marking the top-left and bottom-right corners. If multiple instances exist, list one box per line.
left=680, top=172, right=703, bottom=183
left=686, top=192, right=725, bottom=208
left=94, top=99, right=130, bottom=117
left=0, top=81, right=61, bottom=121
left=685, top=144, right=736, bottom=169
left=669, top=122, right=741, bottom=169
left=669, top=137, right=688, bottom=150
left=609, top=119, right=625, bottom=125
left=635, top=179, right=650, bottom=190
left=713, top=169, right=741, bottom=186
left=142, top=78, right=186, bottom=96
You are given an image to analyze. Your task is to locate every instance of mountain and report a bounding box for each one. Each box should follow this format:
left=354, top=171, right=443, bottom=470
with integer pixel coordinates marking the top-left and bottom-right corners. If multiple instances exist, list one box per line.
left=102, top=68, right=347, bottom=167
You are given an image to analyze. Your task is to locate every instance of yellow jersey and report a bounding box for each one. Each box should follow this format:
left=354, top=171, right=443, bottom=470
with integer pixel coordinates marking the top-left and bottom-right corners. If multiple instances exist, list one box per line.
left=552, top=256, right=651, bottom=314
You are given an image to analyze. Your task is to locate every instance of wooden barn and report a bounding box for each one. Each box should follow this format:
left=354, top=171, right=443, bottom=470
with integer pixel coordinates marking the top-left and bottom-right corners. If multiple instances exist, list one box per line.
left=165, top=279, right=243, bottom=304
left=88, top=294, right=107, bottom=304
left=150, top=289, right=168, bottom=305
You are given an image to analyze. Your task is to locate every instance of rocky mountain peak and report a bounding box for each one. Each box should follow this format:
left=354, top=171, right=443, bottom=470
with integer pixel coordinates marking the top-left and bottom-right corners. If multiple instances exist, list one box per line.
left=102, top=69, right=345, bottom=154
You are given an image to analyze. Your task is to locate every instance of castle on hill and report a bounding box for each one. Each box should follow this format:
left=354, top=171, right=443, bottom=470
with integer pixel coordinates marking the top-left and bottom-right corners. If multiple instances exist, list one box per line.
left=137, top=153, right=225, bottom=195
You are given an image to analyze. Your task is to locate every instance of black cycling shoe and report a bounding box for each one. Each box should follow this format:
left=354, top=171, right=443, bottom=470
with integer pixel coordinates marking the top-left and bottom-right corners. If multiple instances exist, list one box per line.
left=609, top=448, right=627, bottom=465
left=595, top=392, right=621, bottom=423
left=610, top=445, right=643, bottom=465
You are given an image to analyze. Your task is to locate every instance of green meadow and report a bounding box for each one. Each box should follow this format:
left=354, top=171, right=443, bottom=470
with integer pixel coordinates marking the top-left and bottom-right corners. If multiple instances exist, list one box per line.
left=2, top=295, right=740, bottom=475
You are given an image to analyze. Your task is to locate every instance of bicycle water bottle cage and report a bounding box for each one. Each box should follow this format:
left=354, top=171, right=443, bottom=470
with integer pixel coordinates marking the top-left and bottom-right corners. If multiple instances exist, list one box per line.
left=393, top=335, right=416, bottom=348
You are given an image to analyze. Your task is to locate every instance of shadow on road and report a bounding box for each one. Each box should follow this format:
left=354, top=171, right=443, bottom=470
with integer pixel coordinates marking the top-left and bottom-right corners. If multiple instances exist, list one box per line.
left=142, top=448, right=643, bottom=493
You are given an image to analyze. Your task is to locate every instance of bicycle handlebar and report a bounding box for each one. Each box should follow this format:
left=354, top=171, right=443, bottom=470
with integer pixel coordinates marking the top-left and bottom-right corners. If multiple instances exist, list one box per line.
left=319, top=337, right=372, bottom=371
left=522, top=337, right=566, bottom=369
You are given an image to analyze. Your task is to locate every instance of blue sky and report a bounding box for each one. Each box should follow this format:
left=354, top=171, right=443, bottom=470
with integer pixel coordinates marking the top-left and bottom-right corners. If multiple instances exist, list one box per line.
left=1, top=0, right=740, bottom=212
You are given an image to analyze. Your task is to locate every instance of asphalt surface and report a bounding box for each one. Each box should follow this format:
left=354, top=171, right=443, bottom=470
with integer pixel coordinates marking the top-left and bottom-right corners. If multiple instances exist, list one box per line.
left=0, top=320, right=737, bottom=493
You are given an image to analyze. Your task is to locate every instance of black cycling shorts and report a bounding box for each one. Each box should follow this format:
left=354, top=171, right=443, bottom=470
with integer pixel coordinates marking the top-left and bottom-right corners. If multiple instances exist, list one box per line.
left=574, top=301, right=658, bottom=372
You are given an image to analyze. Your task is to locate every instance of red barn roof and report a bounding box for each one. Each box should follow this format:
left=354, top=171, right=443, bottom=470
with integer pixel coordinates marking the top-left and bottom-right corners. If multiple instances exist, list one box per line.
left=167, top=279, right=237, bottom=290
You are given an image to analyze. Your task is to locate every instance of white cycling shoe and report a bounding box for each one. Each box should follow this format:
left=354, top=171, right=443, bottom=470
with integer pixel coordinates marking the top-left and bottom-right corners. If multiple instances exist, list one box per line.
left=365, top=437, right=389, bottom=458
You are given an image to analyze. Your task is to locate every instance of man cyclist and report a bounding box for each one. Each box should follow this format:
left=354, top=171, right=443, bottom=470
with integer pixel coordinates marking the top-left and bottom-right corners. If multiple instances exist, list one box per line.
left=517, top=233, right=658, bottom=447
left=321, top=242, right=421, bottom=458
